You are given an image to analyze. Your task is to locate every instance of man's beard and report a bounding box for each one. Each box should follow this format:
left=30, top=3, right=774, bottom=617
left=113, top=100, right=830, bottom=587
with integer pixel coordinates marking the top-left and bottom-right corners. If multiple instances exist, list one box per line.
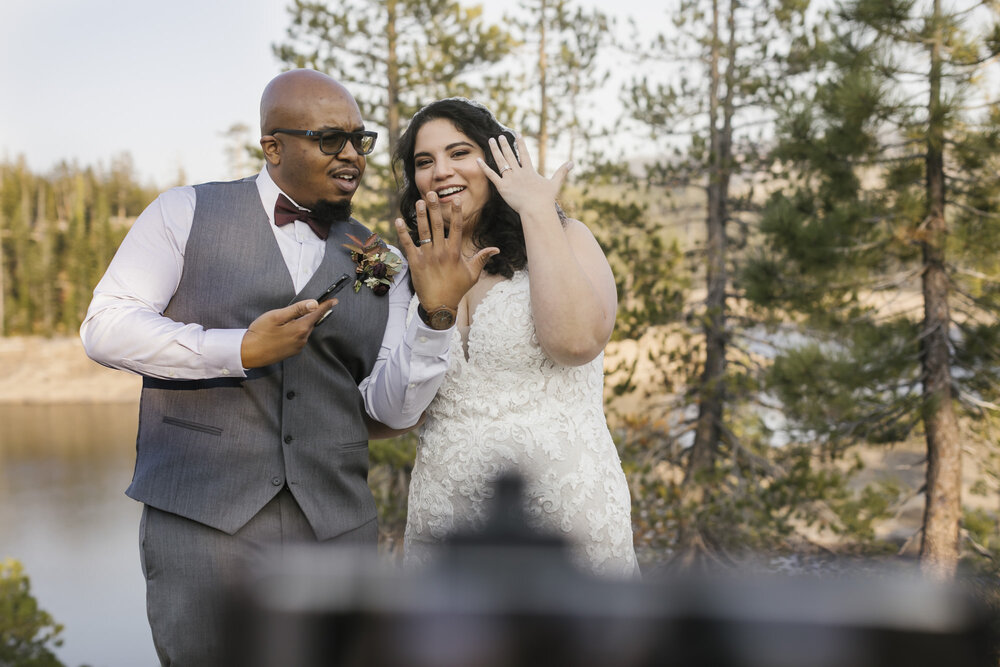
left=311, top=200, right=353, bottom=226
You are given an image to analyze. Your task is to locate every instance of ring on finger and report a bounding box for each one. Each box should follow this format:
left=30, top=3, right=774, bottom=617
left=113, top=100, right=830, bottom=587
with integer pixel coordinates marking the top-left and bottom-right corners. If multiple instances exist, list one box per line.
left=498, top=164, right=512, bottom=176
left=417, top=238, right=432, bottom=245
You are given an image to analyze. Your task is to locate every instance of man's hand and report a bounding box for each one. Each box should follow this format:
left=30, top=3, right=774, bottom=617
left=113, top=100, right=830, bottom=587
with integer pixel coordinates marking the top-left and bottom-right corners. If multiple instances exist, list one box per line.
left=240, top=299, right=335, bottom=369
left=394, top=191, right=498, bottom=310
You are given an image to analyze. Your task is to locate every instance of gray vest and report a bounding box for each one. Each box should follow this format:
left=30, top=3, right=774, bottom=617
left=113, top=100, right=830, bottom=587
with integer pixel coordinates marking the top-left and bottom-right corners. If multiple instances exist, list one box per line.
left=127, top=177, right=389, bottom=539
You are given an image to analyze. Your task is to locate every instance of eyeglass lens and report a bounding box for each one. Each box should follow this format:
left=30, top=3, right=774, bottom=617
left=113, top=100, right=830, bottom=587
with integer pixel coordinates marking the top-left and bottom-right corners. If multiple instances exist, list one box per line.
left=320, top=131, right=376, bottom=155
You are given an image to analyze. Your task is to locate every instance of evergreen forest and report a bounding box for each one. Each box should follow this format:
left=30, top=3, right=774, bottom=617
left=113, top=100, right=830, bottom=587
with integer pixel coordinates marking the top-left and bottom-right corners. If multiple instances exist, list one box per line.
left=2, top=0, right=1000, bottom=590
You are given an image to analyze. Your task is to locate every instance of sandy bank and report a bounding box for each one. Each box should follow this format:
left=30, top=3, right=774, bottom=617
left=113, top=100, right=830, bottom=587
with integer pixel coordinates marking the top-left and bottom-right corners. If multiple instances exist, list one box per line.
left=0, top=334, right=652, bottom=409
left=0, top=336, right=141, bottom=404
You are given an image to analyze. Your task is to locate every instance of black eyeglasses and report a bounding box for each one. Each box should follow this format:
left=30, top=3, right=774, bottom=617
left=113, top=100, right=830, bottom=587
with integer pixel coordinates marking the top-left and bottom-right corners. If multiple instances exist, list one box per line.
left=269, top=128, right=378, bottom=155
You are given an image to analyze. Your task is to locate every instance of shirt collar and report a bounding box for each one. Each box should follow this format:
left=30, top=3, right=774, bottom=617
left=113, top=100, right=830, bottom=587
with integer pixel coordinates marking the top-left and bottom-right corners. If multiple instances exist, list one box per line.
left=256, top=167, right=309, bottom=225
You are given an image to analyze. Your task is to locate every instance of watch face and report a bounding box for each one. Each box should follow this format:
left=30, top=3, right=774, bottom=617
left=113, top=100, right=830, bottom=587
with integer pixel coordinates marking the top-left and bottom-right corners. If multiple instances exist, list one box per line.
left=430, top=309, right=455, bottom=329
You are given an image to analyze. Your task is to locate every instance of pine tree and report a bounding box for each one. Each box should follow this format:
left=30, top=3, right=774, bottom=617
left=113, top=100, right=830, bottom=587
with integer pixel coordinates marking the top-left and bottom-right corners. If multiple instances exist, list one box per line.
left=10, top=167, right=36, bottom=333
left=61, top=169, right=91, bottom=333
left=747, top=0, right=1000, bottom=577
left=622, top=0, right=820, bottom=564
left=0, top=156, right=155, bottom=336
left=273, top=0, right=517, bottom=226
left=37, top=180, right=54, bottom=334
left=0, top=559, right=67, bottom=667
left=0, top=167, right=6, bottom=336
left=504, top=0, right=611, bottom=174
left=0, top=208, right=5, bottom=337
left=221, top=122, right=262, bottom=180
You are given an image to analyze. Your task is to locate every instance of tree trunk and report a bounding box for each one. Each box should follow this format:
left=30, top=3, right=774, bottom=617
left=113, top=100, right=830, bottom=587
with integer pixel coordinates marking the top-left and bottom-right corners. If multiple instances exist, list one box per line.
left=36, top=186, right=55, bottom=334
left=537, top=0, right=548, bottom=175
left=385, top=0, right=401, bottom=222
left=675, top=0, right=740, bottom=573
left=0, top=207, right=5, bottom=337
left=684, top=0, right=730, bottom=488
left=0, top=166, right=5, bottom=336
left=919, top=0, right=962, bottom=579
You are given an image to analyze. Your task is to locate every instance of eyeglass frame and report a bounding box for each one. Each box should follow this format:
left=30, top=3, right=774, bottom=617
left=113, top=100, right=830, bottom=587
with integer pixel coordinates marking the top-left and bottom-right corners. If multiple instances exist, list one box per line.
left=268, top=128, right=378, bottom=155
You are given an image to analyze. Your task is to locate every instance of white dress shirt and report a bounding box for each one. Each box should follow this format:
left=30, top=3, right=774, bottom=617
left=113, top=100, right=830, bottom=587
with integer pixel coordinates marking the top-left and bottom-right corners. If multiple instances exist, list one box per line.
left=80, top=168, right=449, bottom=429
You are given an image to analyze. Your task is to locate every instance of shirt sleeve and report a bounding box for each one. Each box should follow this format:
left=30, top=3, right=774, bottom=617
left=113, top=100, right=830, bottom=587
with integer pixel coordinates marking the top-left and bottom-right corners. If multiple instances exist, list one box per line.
left=359, top=251, right=453, bottom=429
left=79, top=187, right=248, bottom=380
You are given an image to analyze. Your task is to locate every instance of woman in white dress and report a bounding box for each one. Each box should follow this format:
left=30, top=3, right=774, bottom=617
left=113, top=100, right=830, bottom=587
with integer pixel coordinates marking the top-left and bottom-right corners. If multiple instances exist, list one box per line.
left=391, top=98, right=638, bottom=578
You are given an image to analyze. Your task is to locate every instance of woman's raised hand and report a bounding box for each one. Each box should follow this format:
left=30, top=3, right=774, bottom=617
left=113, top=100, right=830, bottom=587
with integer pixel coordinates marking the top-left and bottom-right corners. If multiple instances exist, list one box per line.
left=478, top=134, right=573, bottom=215
left=394, top=191, right=498, bottom=310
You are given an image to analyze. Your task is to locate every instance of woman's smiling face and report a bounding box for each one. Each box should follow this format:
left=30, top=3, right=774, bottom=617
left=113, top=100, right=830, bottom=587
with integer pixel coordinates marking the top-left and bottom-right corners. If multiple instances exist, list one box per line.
left=412, top=118, right=491, bottom=230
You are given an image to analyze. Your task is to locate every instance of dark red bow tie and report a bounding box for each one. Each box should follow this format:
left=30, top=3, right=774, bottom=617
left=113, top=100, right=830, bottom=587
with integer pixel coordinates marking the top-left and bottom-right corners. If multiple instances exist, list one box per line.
left=274, top=193, right=331, bottom=240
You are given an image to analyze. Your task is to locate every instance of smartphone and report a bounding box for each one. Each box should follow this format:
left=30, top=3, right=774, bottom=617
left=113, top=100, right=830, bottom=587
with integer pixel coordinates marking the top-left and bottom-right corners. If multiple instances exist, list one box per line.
left=314, top=273, right=350, bottom=326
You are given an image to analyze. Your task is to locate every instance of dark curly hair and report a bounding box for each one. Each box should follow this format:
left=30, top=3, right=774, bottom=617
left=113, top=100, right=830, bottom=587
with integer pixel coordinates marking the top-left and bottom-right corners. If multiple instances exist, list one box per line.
left=392, top=98, right=528, bottom=278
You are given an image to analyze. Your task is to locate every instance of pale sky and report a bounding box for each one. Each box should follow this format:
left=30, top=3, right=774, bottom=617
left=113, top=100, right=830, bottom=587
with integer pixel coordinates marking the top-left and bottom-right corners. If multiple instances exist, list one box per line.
left=1, top=0, right=666, bottom=189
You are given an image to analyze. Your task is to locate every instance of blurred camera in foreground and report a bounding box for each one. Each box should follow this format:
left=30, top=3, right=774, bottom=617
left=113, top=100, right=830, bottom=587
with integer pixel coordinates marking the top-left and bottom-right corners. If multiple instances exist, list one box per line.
left=223, top=474, right=996, bottom=666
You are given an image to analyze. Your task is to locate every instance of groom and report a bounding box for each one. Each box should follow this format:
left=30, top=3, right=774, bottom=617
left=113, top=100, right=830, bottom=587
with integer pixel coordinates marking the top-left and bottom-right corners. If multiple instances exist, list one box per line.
left=81, top=70, right=481, bottom=666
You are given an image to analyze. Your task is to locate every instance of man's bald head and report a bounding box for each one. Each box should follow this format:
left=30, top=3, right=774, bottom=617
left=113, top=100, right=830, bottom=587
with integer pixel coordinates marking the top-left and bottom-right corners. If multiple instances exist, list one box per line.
left=258, top=70, right=368, bottom=210
left=259, top=69, right=358, bottom=136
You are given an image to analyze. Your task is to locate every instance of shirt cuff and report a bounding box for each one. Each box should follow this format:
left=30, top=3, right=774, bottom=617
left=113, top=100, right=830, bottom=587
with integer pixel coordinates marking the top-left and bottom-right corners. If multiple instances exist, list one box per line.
left=408, top=320, right=453, bottom=357
left=203, top=328, right=249, bottom=378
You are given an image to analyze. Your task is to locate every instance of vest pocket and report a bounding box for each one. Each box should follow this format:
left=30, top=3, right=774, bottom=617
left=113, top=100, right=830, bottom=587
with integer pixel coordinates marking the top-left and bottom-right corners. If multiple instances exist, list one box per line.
left=162, top=416, right=223, bottom=436
left=339, top=440, right=368, bottom=452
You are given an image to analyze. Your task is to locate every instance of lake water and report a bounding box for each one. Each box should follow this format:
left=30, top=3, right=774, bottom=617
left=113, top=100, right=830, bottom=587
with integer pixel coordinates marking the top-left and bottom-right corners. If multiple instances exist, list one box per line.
left=0, top=403, right=158, bottom=667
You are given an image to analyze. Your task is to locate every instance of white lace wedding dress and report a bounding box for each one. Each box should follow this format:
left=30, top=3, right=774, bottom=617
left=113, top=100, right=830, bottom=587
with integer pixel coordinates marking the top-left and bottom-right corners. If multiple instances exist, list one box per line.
left=403, top=270, right=639, bottom=578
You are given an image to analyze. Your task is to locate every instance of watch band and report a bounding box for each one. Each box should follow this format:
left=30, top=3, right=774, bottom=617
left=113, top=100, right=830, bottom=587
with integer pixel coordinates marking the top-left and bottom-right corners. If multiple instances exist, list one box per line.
left=417, top=303, right=457, bottom=330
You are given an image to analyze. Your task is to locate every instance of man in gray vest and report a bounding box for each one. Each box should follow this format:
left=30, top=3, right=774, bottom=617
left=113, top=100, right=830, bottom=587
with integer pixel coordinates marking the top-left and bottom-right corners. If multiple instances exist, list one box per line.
left=81, top=69, right=495, bottom=666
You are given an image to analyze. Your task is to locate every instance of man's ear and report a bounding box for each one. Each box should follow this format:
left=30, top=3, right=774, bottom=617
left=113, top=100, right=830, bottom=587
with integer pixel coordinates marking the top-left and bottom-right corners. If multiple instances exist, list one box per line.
left=260, top=135, right=280, bottom=165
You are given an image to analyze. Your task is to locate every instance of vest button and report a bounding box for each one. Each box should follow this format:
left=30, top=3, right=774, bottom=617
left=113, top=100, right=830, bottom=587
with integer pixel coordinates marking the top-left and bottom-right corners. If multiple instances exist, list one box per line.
left=286, top=391, right=296, bottom=399
left=271, top=477, right=282, bottom=486
left=284, top=435, right=293, bottom=444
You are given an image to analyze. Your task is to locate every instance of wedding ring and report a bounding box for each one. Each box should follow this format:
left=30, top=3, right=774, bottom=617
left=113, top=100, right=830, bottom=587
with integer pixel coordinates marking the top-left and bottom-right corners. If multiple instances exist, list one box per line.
left=498, top=165, right=512, bottom=176
left=418, top=238, right=432, bottom=245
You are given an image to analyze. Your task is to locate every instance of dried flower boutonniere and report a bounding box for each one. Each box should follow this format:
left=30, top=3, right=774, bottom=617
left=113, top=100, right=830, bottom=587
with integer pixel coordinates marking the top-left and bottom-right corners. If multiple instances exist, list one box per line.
left=343, top=232, right=403, bottom=296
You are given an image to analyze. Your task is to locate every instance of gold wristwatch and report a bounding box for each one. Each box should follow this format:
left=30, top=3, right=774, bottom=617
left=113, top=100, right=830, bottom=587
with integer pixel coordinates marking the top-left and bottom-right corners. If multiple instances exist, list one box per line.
left=417, top=303, right=457, bottom=330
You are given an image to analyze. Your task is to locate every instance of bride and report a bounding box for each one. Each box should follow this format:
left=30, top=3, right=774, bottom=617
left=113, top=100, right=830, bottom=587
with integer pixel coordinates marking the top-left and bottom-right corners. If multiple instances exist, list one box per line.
left=391, top=98, right=638, bottom=578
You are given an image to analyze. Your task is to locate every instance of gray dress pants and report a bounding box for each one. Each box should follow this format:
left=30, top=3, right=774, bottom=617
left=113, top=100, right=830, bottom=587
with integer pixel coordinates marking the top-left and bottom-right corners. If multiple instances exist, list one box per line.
left=140, top=488, right=377, bottom=667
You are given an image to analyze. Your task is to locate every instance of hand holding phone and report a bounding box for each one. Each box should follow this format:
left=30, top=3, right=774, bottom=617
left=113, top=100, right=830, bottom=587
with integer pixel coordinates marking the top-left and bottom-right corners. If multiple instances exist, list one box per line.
left=314, top=273, right=350, bottom=326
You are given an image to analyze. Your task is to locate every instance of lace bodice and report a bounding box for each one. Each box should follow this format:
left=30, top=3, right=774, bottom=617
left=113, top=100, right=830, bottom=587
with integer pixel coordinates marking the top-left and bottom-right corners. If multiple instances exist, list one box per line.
left=404, top=270, right=638, bottom=578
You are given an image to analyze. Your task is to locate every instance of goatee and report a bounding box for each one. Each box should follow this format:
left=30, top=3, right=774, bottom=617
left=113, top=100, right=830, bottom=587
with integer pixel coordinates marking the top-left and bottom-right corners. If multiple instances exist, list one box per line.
left=311, top=200, right=353, bottom=226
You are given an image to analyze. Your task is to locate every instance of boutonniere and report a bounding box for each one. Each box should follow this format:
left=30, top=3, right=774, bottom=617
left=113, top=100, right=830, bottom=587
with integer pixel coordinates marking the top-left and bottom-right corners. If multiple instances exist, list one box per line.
left=343, top=232, right=403, bottom=296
